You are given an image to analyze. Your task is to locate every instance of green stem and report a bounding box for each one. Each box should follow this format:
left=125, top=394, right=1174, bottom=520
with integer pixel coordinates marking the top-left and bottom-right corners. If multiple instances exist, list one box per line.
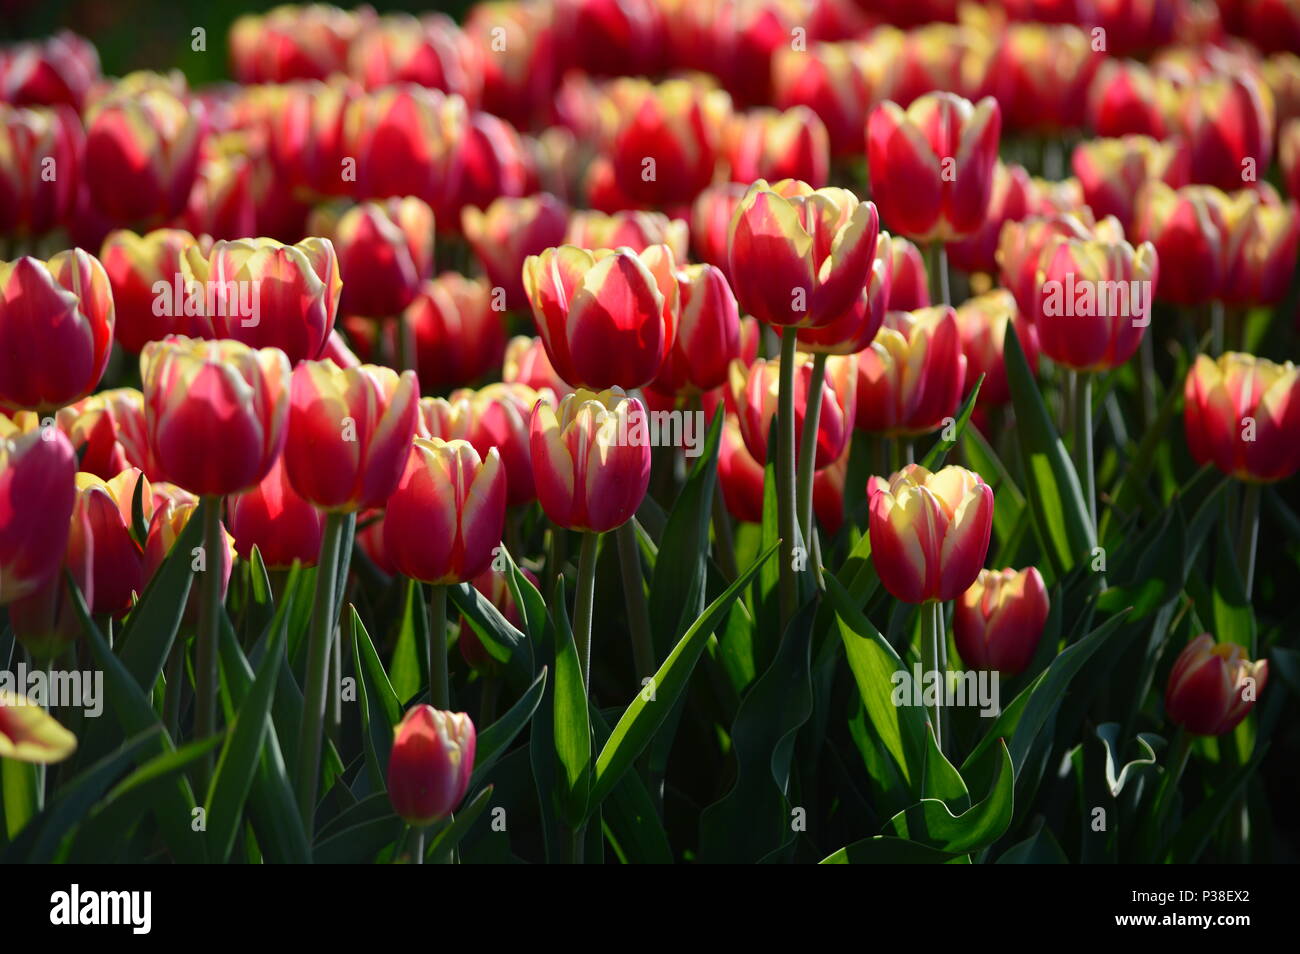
left=562, top=822, right=585, bottom=864
left=428, top=584, right=448, bottom=709
left=1236, top=482, right=1262, bottom=613
left=1210, top=300, right=1225, bottom=357
left=1137, top=332, right=1156, bottom=431
left=776, top=329, right=799, bottom=627
left=1074, top=372, right=1096, bottom=531
left=921, top=601, right=943, bottom=750
left=196, top=496, right=224, bottom=784
left=926, top=242, right=951, bottom=306
left=480, top=675, right=500, bottom=727
left=574, top=531, right=600, bottom=692
left=615, top=521, right=655, bottom=682
left=412, top=826, right=425, bottom=864
left=294, top=511, right=347, bottom=833
left=795, top=352, right=827, bottom=545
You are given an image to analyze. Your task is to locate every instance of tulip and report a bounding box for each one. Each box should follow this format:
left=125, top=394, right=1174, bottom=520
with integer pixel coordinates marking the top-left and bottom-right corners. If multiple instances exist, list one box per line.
left=349, top=13, right=482, bottom=106
left=504, top=334, right=572, bottom=397
left=563, top=210, right=689, bottom=261
left=464, top=1, right=559, bottom=128
left=344, top=86, right=466, bottom=213
left=1032, top=217, right=1158, bottom=372
left=690, top=182, right=748, bottom=280
left=55, top=388, right=152, bottom=481
left=442, top=110, right=533, bottom=224
left=1165, top=634, right=1268, bottom=736
left=417, top=394, right=474, bottom=443
left=652, top=263, right=742, bottom=396
left=67, top=468, right=150, bottom=617
left=813, top=446, right=848, bottom=537
left=100, top=228, right=203, bottom=354
left=0, top=419, right=77, bottom=605
left=0, top=691, right=78, bottom=764
left=797, top=234, right=892, bottom=355
left=1183, top=352, right=1300, bottom=485
left=522, top=244, right=678, bottom=390
left=553, top=0, right=666, bottom=77
left=0, top=250, right=115, bottom=414
left=981, top=24, right=1098, bottom=133
left=887, top=23, right=976, bottom=108
left=718, top=416, right=765, bottom=524
left=263, top=79, right=358, bottom=199
left=1086, top=59, right=1177, bottom=139
left=954, top=290, right=1038, bottom=409
left=727, top=179, right=879, bottom=329
left=771, top=40, right=872, bottom=158
left=1072, top=135, right=1190, bottom=236
left=386, top=705, right=476, bottom=830
left=308, top=198, right=434, bottom=318
left=141, top=336, right=290, bottom=497
left=0, top=30, right=99, bottom=111
left=284, top=362, right=420, bottom=513
left=996, top=211, right=1097, bottom=319
left=1178, top=73, right=1274, bottom=194
left=885, top=236, right=931, bottom=312
left=82, top=87, right=203, bottom=226
left=946, top=162, right=1036, bottom=275
left=728, top=352, right=856, bottom=471
left=461, top=383, right=552, bottom=507
left=725, top=106, right=831, bottom=188
left=1219, top=191, right=1300, bottom=308
left=1282, top=118, right=1300, bottom=202
left=953, top=567, right=1050, bottom=675
left=1132, top=182, right=1228, bottom=305
left=0, top=103, right=82, bottom=238
left=866, top=92, right=1002, bottom=243
left=183, top=139, right=257, bottom=242
left=141, top=488, right=233, bottom=600
left=229, top=4, right=365, bottom=83
left=867, top=464, right=995, bottom=605
left=462, top=194, right=569, bottom=311
left=855, top=307, right=967, bottom=436
left=228, top=456, right=325, bottom=569
left=399, top=273, right=509, bottom=391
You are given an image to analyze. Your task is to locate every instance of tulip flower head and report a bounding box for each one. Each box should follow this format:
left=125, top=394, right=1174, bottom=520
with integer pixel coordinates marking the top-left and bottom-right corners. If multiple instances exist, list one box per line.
left=0, top=691, right=78, bottom=764
left=1183, top=352, right=1300, bottom=483
left=387, top=704, right=476, bottom=827
left=100, top=228, right=204, bottom=353
left=854, top=307, right=966, bottom=437
left=0, top=417, right=77, bottom=605
left=652, top=263, right=742, bottom=396
left=462, top=193, right=569, bottom=311
left=528, top=387, right=652, bottom=533
left=228, top=455, right=325, bottom=569
left=867, top=464, right=995, bottom=604
left=1165, top=634, right=1268, bottom=736
left=309, top=197, right=434, bottom=318
left=954, top=567, right=1050, bottom=675
left=729, top=352, right=857, bottom=470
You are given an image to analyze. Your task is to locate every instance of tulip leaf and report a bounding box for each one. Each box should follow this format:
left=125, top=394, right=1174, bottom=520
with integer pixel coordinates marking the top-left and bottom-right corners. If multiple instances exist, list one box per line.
left=129, top=470, right=149, bottom=548
left=590, top=704, right=673, bottom=864
left=313, top=813, right=404, bottom=864
left=589, top=541, right=780, bottom=813
left=1166, top=744, right=1268, bottom=863
left=391, top=578, right=427, bottom=704
left=885, top=738, right=1014, bottom=854
left=425, top=784, right=495, bottom=861
left=819, top=836, right=957, bottom=864
left=1095, top=723, right=1161, bottom=798
left=204, top=586, right=290, bottom=864
left=995, top=821, right=1069, bottom=863
left=919, top=373, right=982, bottom=471
left=964, top=424, right=1026, bottom=547
left=449, top=580, right=531, bottom=682
left=1003, top=322, right=1096, bottom=577
left=471, top=667, right=547, bottom=789
left=1212, top=520, right=1256, bottom=652
left=500, top=544, right=547, bottom=647
left=550, top=579, right=590, bottom=827
left=823, top=573, right=928, bottom=798
left=1, top=758, right=39, bottom=841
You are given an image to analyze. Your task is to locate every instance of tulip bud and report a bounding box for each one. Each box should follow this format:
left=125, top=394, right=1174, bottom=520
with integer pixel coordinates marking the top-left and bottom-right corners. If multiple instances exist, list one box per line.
left=0, top=690, right=78, bottom=764
left=228, top=456, right=325, bottom=569
left=729, top=352, right=856, bottom=470
left=1072, top=135, right=1190, bottom=236
left=344, top=86, right=466, bottom=213
left=0, top=103, right=82, bottom=238
left=309, top=198, right=434, bottom=318
left=83, top=88, right=203, bottom=226
left=1086, top=59, right=1178, bottom=139
left=67, top=469, right=150, bottom=617
left=981, top=24, right=1098, bottom=133
left=55, top=388, right=152, bottom=481
left=1132, top=182, right=1228, bottom=305
left=229, top=5, right=365, bottom=83
left=142, top=488, right=234, bottom=607
left=461, top=382, right=553, bottom=507
left=0, top=250, right=115, bottom=414
left=523, top=244, right=678, bottom=390
left=954, top=567, right=1050, bottom=675
left=867, top=464, right=995, bottom=604
left=554, top=0, right=666, bottom=78
left=563, top=209, right=689, bottom=260
left=529, top=388, right=651, bottom=533
left=465, top=2, right=558, bottom=128
left=690, top=182, right=748, bottom=280
left=100, top=229, right=203, bottom=354
left=725, top=106, right=831, bottom=188
left=1183, top=352, right=1300, bottom=483
left=285, top=362, right=419, bottom=513
left=0, top=30, right=99, bottom=111
left=180, top=237, right=341, bottom=363
left=855, top=307, right=966, bottom=436
left=141, top=336, right=290, bottom=497
left=797, top=234, right=892, bottom=355
left=1179, top=72, right=1274, bottom=193
left=462, top=194, right=569, bottom=311
left=727, top=179, right=879, bottom=329
left=954, top=290, right=1038, bottom=408
left=652, top=263, right=742, bottom=395
left=387, top=704, right=476, bottom=826
left=772, top=41, right=872, bottom=158
left=0, top=420, right=77, bottom=605
left=400, top=273, right=509, bottom=392
left=1219, top=189, right=1300, bottom=308
left=867, top=93, right=1002, bottom=243
left=885, top=236, right=931, bottom=312
left=349, top=13, right=482, bottom=106
left=385, top=438, right=506, bottom=584
left=1165, top=634, right=1268, bottom=736
left=504, top=334, right=572, bottom=398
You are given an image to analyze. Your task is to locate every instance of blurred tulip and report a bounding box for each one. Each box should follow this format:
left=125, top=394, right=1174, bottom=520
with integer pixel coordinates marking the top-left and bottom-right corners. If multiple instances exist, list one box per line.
left=1282, top=118, right=1300, bottom=201
left=652, top=263, right=742, bottom=395
left=228, top=455, right=324, bottom=569
left=1220, top=190, right=1300, bottom=307
left=0, top=250, right=114, bottom=413
left=228, top=4, right=366, bottom=83
left=729, top=352, right=857, bottom=470
left=771, top=40, right=873, bottom=158
left=460, top=383, right=552, bottom=507
left=349, top=13, right=482, bottom=106
left=55, top=388, right=152, bottom=480
left=690, top=182, right=748, bottom=280
left=954, top=566, right=1050, bottom=675
left=1133, top=182, right=1228, bottom=304
left=264, top=79, right=358, bottom=199
left=401, top=273, right=509, bottom=391
left=100, top=228, right=202, bottom=353
left=0, top=31, right=99, bottom=110
left=981, top=24, right=1098, bottom=133
left=1033, top=217, right=1158, bottom=372
left=523, top=244, right=678, bottom=390
left=141, top=336, right=290, bottom=497
left=797, top=234, right=892, bottom=354
left=554, top=0, right=666, bottom=78
left=1086, top=59, right=1178, bottom=139
left=1093, top=0, right=1179, bottom=55
left=1184, top=352, right=1300, bottom=483
left=465, top=2, right=559, bottom=129
left=529, top=388, right=651, bottom=532
left=504, top=334, right=572, bottom=397
left=309, top=197, right=434, bottom=318
left=946, top=162, right=1036, bottom=274
left=385, top=438, right=506, bottom=584
left=322, top=329, right=362, bottom=369
left=82, top=88, right=203, bottom=226
left=463, top=194, right=569, bottom=310
left=1165, top=634, right=1267, bottom=736
left=564, top=209, right=689, bottom=260
left=955, top=290, right=1038, bottom=408
left=443, top=110, right=534, bottom=223
left=387, top=705, right=476, bottom=826
left=718, top=415, right=765, bottom=523
left=0, top=690, right=78, bottom=763
left=886, top=236, right=931, bottom=312
left=867, top=464, right=994, bottom=604
left=1072, top=135, right=1190, bottom=235
left=285, top=362, right=420, bottom=513
left=997, top=211, right=1097, bottom=317
left=813, top=446, right=848, bottom=536
left=0, top=419, right=77, bottom=605
left=183, top=136, right=257, bottom=241
left=725, top=106, right=831, bottom=188
left=180, top=236, right=341, bottom=363
left=0, top=104, right=81, bottom=237
left=855, top=307, right=966, bottom=436
left=728, top=179, right=879, bottom=329
left=67, top=468, right=150, bottom=617
left=867, top=92, right=1002, bottom=243
left=1179, top=72, right=1274, bottom=192
left=142, top=489, right=233, bottom=598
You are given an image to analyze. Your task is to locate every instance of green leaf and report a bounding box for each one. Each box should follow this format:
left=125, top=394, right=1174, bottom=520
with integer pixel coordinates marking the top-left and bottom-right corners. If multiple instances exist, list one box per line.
left=919, top=373, right=982, bottom=470
left=425, top=784, right=495, bottom=860
left=996, top=822, right=1069, bottom=863
left=1167, top=745, right=1268, bottom=863
left=1003, top=322, right=1096, bottom=577
left=1212, top=520, right=1256, bottom=651
left=886, top=738, right=1015, bottom=854
left=819, top=836, right=956, bottom=864
left=589, top=541, right=780, bottom=812
left=471, top=667, right=547, bottom=789
left=1, top=758, right=39, bottom=840
left=1096, top=723, right=1161, bottom=798
left=449, top=579, right=530, bottom=680
left=392, top=578, right=428, bottom=702
left=550, top=579, right=590, bottom=827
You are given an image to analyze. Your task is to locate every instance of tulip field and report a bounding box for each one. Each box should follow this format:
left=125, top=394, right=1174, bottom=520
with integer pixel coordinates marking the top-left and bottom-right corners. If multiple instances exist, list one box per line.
left=2, top=0, right=1300, bottom=876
